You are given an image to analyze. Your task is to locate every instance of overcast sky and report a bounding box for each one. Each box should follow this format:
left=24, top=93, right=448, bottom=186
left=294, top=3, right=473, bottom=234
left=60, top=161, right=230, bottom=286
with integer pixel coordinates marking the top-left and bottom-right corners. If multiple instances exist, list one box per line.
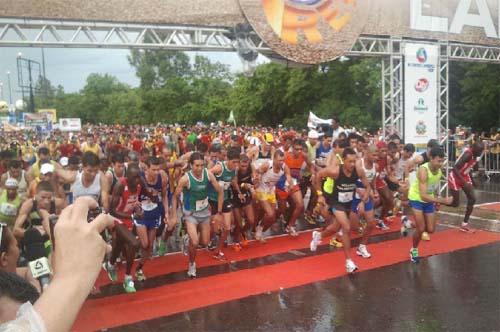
left=0, top=47, right=267, bottom=104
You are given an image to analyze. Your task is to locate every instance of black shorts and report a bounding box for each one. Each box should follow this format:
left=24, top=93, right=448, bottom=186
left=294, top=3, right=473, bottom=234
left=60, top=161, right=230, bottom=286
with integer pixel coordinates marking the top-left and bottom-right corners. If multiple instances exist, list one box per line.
left=209, top=199, right=233, bottom=215
left=386, top=180, right=400, bottom=192
left=328, top=202, right=352, bottom=214
left=232, top=191, right=252, bottom=209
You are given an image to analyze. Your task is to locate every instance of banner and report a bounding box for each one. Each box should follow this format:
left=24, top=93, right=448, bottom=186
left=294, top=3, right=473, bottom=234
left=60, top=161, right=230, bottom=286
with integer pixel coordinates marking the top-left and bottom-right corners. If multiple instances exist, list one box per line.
left=24, top=113, right=50, bottom=130
left=404, top=43, right=438, bottom=146
left=59, top=118, right=82, bottom=131
left=307, top=112, right=331, bottom=129
left=38, top=109, right=57, bottom=123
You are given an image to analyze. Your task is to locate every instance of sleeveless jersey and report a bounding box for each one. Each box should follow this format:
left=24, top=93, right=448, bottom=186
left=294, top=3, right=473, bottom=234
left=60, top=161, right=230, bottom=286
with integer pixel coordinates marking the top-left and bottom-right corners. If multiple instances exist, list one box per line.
left=284, top=152, right=306, bottom=183
left=183, top=169, right=209, bottom=213
left=408, top=163, right=442, bottom=202
left=315, top=143, right=332, bottom=168
left=355, top=158, right=376, bottom=199
left=0, top=191, right=22, bottom=227
left=455, top=148, right=479, bottom=176
left=328, top=166, right=358, bottom=208
left=139, top=173, right=164, bottom=222
left=208, top=162, right=236, bottom=201
left=71, top=171, right=101, bottom=202
left=7, top=170, right=28, bottom=200
left=116, top=177, right=141, bottom=228
left=258, top=162, right=284, bottom=193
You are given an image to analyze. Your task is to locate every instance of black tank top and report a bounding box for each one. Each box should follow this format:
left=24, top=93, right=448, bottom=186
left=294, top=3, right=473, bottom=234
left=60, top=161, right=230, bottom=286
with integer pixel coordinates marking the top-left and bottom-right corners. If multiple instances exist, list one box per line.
left=258, top=149, right=271, bottom=159
left=330, top=166, right=358, bottom=207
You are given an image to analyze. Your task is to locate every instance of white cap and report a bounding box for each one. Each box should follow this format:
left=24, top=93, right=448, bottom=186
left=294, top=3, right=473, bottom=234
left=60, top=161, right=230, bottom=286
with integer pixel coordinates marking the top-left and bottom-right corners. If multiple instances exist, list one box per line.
left=308, top=130, right=319, bottom=139
left=40, top=163, right=55, bottom=175
left=5, top=178, right=18, bottom=188
left=59, top=157, right=69, bottom=167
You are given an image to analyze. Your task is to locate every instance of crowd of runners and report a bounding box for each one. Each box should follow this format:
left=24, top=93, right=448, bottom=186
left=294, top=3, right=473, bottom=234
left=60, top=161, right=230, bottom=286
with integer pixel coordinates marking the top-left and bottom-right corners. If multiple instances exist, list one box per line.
left=0, top=119, right=485, bottom=294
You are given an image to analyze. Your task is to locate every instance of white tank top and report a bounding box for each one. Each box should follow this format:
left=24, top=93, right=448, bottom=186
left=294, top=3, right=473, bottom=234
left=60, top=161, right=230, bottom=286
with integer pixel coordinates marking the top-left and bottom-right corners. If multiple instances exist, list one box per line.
left=362, top=158, right=377, bottom=182
left=8, top=170, right=28, bottom=199
left=258, top=161, right=284, bottom=193
left=71, top=171, right=101, bottom=202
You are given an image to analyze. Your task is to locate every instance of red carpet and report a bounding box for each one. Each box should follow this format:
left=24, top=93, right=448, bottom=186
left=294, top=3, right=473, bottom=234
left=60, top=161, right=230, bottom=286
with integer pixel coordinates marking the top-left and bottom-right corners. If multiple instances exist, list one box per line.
left=476, top=202, right=500, bottom=212
left=74, top=228, right=500, bottom=331
left=94, top=218, right=404, bottom=288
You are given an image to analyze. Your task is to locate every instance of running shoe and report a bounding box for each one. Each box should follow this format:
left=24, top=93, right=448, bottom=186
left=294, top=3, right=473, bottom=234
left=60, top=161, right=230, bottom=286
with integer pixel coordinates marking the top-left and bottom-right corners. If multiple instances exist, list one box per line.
left=285, top=225, right=298, bottom=237
left=376, top=220, right=390, bottom=231
left=157, top=238, right=166, bottom=256
left=187, top=262, right=196, bottom=278
left=102, top=261, right=117, bottom=282
left=181, top=234, right=190, bottom=256
left=329, top=237, right=343, bottom=248
left=213, top=251, right=227, bottom=261
left=460, top=223, right=476, bottom=234
left=255, top=225, right=264, bottom=241
left=410, top=248, right=419, bottom=263
left=305, top=213, right=317, bottom=225
left=207, top=235, right=218, bottom=251
left=123, top=276, right=136, bottom=293
left=232, top=243, right=242, bottom=252
left=346, top=259, right=358, bottom=274
left=310, top=231, right=321, bottom=251
left=356, top=244, right=371, bottom=258
left=421, top=231, right=430, bottom=241
left=135, top=269, right=146, bottom=282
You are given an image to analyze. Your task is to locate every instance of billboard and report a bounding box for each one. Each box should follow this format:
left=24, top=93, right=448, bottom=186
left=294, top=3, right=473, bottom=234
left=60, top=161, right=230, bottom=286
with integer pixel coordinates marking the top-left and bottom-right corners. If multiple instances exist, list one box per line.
left=404, top=43, right=439, bottom=146
left=38, top=109, right=57, bottom=124
left=59, top=118, right=82, bottom=132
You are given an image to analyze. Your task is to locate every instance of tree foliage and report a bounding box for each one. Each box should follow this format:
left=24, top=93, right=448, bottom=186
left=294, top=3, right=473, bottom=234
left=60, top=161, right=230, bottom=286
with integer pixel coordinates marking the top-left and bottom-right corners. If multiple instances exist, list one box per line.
left=32, top=51, right=499, bottom=132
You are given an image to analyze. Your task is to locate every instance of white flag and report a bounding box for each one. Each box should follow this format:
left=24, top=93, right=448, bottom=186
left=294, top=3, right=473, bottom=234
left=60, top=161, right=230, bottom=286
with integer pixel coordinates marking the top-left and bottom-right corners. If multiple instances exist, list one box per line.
left=307, top=112, right=331, bottom=128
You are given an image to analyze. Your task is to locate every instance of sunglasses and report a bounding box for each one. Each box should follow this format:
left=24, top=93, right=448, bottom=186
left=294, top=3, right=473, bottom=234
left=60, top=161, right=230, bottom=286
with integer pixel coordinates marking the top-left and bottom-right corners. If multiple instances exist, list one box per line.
left=0, top=222, right=7, bottom=252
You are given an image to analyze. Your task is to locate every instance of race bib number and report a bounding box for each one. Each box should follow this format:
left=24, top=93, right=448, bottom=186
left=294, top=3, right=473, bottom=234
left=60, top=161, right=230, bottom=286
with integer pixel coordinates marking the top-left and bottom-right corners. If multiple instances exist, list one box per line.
left=427, top=184, right=438, bottom=194
left=338, top=191, right=353, bottom=203
left=28, top=257, right=51, bottom=279
left=141, top=200, right=158, bottom=211
left=0, top=203, right=17, bottom=216
left=195, top=198, right=209, bottom=212
left=355, top=188, right=365, bottom=199
left=219, top=181, right=231, bottom=191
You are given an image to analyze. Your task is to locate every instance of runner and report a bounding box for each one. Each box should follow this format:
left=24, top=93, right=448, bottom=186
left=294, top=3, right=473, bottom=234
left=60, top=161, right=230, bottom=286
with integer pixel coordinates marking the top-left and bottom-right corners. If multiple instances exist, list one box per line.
left=133, top=156, right=169, bottom=278
left=231, top=154, right=256, bottom=250
left=448, top=141, right=485, bottom=233
left=254, top=150, right=293, bottom=242
left=0, top=179, right=23, bottom=229
left=408, top=147, right=453, bottom=263
left=207, top=147, right=241, bottom=260
left=170, top=152, right=224, bottom=278
left=0, top=160, right=29, bottom=200
left=311, top=147, right=373, bottom=273
left=103, top=163, right=143, bottom=292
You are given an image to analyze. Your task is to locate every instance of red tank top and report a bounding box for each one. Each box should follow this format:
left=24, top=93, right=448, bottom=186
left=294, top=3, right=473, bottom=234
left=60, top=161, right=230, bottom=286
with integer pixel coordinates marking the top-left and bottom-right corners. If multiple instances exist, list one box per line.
left=284, top=152, right=306, bottom=179
left=116, top=178, right=141, bottom=228
left=457, top=148, right=478, bottom=176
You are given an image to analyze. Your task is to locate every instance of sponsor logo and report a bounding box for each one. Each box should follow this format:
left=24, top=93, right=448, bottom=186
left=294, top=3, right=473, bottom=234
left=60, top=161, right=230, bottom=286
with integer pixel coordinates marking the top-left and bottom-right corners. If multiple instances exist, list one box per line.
left=414, top=78, right=429, bottom=92
left=416, top=47, right=427, bottom=63
left=415, top=120, right=427, bottom=135
left=414, top=97, right=429, bottom=113
left=262, top=0, right=357, bottom=44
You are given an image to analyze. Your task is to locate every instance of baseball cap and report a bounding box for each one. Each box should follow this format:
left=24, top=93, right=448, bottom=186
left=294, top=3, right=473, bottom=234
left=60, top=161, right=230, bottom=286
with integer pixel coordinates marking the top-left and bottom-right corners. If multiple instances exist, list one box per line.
left=376, top=141, right=387, bottom=149
left=5, top=178, right=18, bottom=188
left=308, top=130, right=319, bottom=139
left=264, top=133, right=274, bottom=144
left=40, top=163, right=55, bottom=175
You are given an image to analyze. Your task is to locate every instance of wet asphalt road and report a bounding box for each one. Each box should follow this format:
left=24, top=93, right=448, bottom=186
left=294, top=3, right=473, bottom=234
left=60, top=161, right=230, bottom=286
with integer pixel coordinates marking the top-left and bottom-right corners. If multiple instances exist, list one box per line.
left=112, top=242, right=500, bottom=332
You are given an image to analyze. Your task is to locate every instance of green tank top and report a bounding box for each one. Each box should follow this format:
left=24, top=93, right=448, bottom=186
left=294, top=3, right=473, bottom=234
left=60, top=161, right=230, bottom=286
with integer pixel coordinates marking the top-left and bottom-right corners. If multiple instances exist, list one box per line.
left=183, top=169, right=209, bottom=212
left=0, top=191, right=22, bottom=227
left=208, top=161, right=236, bottom=201
left=408, top=163, right=442, bottom=202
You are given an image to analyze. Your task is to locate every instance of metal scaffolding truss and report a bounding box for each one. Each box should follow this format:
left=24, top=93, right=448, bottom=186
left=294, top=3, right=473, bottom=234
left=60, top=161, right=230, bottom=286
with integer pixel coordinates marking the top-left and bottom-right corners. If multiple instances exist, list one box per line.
left=0, top=18, right=269, bottom=53
left=380, top=39, right=404, bottom=138
left=438, top=42, right=451, bottom=194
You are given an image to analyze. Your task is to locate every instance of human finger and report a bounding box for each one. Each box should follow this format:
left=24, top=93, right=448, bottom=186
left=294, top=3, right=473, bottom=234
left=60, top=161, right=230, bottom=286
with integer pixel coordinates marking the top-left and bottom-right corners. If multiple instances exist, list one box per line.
left=90, top=213, right=115, bottom=234
left=71, top=197, right=99, bottom=224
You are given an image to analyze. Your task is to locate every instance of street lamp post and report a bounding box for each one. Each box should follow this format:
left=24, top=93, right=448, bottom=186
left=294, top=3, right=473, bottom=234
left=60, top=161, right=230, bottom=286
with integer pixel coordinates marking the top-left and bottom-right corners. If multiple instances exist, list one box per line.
left=6, top=71, right=13, bottom=107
